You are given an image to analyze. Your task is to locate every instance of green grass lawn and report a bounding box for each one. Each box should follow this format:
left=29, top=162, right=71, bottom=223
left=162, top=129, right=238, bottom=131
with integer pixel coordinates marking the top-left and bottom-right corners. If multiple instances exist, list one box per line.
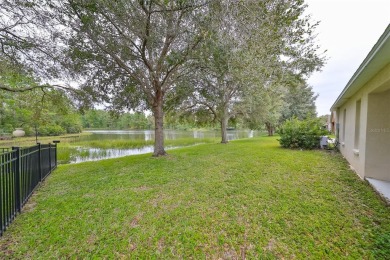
left=1, top=137, right=389, bottom=258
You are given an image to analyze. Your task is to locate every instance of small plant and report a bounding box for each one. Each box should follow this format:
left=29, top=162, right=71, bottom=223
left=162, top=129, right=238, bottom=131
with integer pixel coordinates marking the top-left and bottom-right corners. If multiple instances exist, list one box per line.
left=278, top=117, right=328, bottom=149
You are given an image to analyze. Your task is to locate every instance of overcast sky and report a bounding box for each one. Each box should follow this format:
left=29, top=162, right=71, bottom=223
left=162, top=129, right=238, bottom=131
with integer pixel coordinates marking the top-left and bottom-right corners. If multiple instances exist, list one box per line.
left=305, top=0, right=390, bottom=115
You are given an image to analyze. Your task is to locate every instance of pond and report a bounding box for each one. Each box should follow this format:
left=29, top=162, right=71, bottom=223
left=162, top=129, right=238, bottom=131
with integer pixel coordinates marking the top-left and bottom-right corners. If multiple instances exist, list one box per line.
left=60, top=129, right=261, bottom=164
left=80, top=129, right=256, bottom=141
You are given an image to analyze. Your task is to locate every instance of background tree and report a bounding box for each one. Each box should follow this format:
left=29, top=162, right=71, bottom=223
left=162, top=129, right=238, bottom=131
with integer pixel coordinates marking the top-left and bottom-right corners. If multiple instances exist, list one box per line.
left=81, top=110, right=151, bottom=130
left=178, top=0, right=325, bottom=141
left=317, top=114, right=329, bottom=129
left=240, top=84, right=285, bottom=136
left=0, top=88, right=82, bottom=136
left=241, top=73, right=319, bottom=135
left=0, top=58, right=81, bottom=135
left=280, top=80, right=318, bottom=122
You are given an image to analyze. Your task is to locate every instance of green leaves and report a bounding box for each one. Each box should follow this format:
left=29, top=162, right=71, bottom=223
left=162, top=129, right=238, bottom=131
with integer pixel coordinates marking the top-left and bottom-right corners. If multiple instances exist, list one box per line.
left=0, top=83, right=82, bottom=136
left=0, top=59, right=36, bottom=89
left=278, top=116, right=328, bottom=149
left=166, top=51, right=182, bottom=66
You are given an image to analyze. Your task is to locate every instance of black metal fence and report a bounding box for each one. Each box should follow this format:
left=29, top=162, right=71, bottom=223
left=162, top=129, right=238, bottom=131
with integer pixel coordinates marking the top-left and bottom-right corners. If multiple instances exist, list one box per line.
left=0, top=142, right=58, bottom=236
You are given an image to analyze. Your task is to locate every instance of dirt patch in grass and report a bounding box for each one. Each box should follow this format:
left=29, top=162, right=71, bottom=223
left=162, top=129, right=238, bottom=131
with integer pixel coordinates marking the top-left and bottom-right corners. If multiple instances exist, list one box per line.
left=133, top=185, right=151, bottom=192
left=0, top=236, right=15, bottom=257
left=22, top=201, right=37, bottom=213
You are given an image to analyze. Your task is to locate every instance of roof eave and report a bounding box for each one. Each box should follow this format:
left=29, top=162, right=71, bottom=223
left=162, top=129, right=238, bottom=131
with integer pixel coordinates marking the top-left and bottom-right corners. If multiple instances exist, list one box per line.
left=331, top=24, right=390, bottom=111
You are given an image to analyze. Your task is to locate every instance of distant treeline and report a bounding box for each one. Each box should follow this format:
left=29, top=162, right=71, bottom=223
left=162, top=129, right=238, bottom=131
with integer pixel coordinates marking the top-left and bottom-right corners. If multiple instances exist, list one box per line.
left=81, top=110, right=153, bottom=130
left=0, top=88, right=154, bottom=136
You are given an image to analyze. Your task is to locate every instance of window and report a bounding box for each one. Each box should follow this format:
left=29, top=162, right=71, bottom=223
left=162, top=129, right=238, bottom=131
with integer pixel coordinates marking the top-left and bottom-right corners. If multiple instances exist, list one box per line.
left=342, top=109, right=346, bottom=142
left=354, top=100, right=361, bottom=149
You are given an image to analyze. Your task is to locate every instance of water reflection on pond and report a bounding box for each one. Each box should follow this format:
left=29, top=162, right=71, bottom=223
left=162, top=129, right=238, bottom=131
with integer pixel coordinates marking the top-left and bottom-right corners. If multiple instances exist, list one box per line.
left=81, top=129, right=253, bottom=141
left=61, top=129, right=260, bottom=164
left=69, top=145, right=181, bottom=164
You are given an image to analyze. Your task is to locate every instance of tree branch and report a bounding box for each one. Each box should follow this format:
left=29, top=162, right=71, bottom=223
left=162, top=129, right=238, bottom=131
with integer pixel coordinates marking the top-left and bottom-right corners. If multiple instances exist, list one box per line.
left=0, top=83, right=78, bottom=93
left=97, top=11, right=142, bottom=55
left=150, top=2, right=209, bottom=14
left=140, top=2, right=154, bottom=72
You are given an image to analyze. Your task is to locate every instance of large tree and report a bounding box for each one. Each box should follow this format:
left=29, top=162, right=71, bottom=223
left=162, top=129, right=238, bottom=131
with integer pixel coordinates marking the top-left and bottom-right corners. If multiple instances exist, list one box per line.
left=179, top=0, right=325, bottom=142
left=42, top=0, right=209, bottom=156
left=1, top=0, right=210, bottom=156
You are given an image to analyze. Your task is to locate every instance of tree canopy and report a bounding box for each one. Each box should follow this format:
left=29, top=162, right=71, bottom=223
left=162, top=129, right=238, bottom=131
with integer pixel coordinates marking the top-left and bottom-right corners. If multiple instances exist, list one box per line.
left=170, top=0, right=325, bottom=140
left=0, top=0, right=326, bottom=153
left=46, top=0, right=211, bottom=155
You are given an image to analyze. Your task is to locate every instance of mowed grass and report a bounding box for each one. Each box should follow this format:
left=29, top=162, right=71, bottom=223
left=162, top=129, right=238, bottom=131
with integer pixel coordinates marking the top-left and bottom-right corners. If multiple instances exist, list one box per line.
left=1, top=137, right=389, bottom=258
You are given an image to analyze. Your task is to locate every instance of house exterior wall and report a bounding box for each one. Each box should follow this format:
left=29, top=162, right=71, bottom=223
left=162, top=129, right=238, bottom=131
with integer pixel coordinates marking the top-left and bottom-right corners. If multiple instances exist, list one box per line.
left=337, top=89, right=367, bottom=178
left=365, top=88, right=390, bottom=181
left=335, top=63, right=390, bottom=179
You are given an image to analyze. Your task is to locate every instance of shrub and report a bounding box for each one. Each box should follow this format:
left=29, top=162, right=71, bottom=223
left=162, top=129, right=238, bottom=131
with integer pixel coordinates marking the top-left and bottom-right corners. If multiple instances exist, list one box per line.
left=65, top=125, right=82, bottom=134
left=23, top=126, right=35, bottom=136
left=38, top=124, right=66, bottom=136
left=59, top=114, right=83, bottom=133
left=2, top=124, right=14, bottom=133
left=278, top=117, right=328, bottom=149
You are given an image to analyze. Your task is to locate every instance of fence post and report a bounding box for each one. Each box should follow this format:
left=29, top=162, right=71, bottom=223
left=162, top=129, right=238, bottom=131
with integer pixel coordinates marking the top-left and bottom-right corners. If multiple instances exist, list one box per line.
left=53, top=140, right=60, bottom=168
left=37, top=143, right=42, bottom=182
left=48, top=143, right=51, bottom=173
left=11, top=147, right=22, bottom=213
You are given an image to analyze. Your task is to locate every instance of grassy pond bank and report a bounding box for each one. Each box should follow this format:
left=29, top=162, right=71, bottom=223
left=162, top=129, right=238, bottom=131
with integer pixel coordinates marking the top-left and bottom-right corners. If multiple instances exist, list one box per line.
left=1, top=130, right=260, bottom=164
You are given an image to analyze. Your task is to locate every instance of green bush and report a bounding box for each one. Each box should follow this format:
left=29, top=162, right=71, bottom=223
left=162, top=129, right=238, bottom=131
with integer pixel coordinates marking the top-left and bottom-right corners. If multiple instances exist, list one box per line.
left=278, top=117, right=328, bottom=149
left=65, top=125, right=82, bottom=133
left=2, top=124, right=14, bottom=133
left=38, top=124, right=66, bottom=136
left=59, top=114, right=83, bottom=133
left=23, top=126, right=35, bottom=136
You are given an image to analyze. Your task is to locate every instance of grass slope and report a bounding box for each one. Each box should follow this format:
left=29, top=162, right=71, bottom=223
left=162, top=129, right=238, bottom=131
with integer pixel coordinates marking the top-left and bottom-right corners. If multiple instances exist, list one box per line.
left=1, top=137, right=389, bottom=258
left=0, top=133, right=92, bottom=148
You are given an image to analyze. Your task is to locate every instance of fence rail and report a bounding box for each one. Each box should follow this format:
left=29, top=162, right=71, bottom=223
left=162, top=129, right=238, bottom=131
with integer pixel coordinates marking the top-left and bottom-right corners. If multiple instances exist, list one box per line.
left=0, top=142, right=58, bottom=236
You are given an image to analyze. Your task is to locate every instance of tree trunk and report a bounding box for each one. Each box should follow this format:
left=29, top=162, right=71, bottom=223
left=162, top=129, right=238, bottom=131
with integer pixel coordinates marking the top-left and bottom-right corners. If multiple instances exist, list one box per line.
left=220, top=105, right=229, bottom=144
left=265, top=122, right=274, bottom=136
left=152, top=90, right=167, bottom=156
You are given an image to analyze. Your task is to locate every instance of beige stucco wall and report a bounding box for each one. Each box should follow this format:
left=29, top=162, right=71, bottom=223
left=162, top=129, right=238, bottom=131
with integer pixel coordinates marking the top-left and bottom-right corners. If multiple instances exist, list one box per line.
left=365, top=88, right=390, bottom=181
left=335, top=63, right=390, bottom=179
left=337, top=91, right=367, bottom=178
